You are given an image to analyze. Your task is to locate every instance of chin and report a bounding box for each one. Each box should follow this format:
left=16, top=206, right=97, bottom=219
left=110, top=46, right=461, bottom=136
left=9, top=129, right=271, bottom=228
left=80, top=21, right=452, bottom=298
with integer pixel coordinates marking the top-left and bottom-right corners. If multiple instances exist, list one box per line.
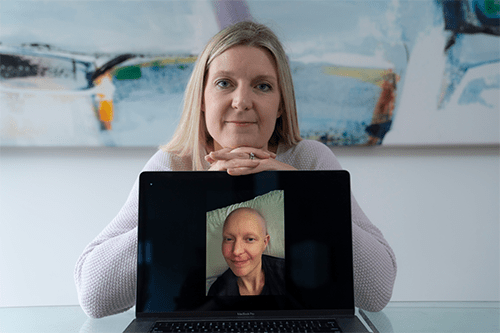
left=228, top=142, right=266, bottom=149
left=231, top=269, right=247, bottom=278
left=222, top=137, right=265, bottom=148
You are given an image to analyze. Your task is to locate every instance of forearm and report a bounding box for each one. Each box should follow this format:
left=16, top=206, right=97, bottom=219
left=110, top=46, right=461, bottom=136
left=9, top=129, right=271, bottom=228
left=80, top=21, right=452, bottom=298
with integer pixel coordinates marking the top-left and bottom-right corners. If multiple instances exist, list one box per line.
left=351, top=195, right=397, bottom=312
left=75, top=179, right=140, bottom=318
left=75, top=226, right=138, bottom=318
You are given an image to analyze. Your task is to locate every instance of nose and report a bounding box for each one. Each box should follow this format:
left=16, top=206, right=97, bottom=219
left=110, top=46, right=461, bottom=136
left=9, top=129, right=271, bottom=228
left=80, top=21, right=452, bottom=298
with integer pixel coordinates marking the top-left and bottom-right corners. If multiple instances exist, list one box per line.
left=231, top=86, right=252, bottom=111
left=232, top=240, right=245, bottom=256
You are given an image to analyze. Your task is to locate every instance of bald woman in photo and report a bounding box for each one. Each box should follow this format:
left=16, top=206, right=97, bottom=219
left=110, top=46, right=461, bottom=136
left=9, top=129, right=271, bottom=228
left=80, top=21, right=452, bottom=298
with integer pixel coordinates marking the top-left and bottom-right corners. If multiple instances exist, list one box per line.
left=208, top=208, right=285, bottom=296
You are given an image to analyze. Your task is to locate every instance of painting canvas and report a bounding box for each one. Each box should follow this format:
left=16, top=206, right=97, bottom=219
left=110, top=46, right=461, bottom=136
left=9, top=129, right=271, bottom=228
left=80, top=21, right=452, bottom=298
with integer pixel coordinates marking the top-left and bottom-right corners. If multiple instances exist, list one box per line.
left=1, top=0, right=498, bottom=147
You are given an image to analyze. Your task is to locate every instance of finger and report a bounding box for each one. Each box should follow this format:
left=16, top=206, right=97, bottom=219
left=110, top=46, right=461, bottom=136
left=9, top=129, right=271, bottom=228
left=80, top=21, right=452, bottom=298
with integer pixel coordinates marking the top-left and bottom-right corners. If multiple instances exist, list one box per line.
left=204, top=155, right=216, bottom=164
left=208, top=149, right=260, bottom=162
left=227, top=165, right=260, bottom=176
left=206, top=149, right=233, bottom=162
left=221, top=160, right=260, bottom=174
left=207, top=162, right=224, bottom=171
left=205, top=152, right=234, bottom=163
left=252, top=150, right=274, bottom=159
left=208, top=147, right=275, bottom=163
left=232, top=158, right=297, bottom=173
left=230, top=147, right=275, bottom=159
left=227, top=159, right=260, bottom=168
left=208, top=163, right=229, bottom=171
left=210, top=158, right=260, bottom=171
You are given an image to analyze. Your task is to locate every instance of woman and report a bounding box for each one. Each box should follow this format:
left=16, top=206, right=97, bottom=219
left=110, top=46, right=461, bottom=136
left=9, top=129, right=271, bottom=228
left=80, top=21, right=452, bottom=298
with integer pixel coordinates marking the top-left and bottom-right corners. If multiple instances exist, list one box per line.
left=75, top=21, right=397, bottom=318
left=208, top=207, right=285, bottom=297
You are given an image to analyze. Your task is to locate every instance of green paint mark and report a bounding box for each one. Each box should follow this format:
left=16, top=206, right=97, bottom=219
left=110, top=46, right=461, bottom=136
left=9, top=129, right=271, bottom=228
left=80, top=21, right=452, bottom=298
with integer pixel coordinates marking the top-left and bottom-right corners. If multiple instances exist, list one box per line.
left=485, top=0, right=500, bottom=14
left=151, top=60, right=164, bottom=69
left=114, top=66, right=141, bottom=80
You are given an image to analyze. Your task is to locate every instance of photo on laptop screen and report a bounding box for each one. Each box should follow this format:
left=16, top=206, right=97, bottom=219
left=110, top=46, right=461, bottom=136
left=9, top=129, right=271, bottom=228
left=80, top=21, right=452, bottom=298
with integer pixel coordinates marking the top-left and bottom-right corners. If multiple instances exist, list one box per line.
left=205, top=190, right=285, bottom=297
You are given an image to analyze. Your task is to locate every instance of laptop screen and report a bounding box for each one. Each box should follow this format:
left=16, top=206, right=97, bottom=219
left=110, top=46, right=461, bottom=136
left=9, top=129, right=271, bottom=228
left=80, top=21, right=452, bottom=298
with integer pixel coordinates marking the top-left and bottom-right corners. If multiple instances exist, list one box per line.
left=137, top=171, right=354, bottom=318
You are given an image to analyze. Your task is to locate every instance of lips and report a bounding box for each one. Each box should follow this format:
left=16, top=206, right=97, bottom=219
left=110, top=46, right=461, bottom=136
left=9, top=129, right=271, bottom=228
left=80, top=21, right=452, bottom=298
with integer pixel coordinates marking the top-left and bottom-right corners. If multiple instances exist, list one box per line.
left=225, top=121, right=257, bottom=127
left=232, top=259, right=249, bottom=267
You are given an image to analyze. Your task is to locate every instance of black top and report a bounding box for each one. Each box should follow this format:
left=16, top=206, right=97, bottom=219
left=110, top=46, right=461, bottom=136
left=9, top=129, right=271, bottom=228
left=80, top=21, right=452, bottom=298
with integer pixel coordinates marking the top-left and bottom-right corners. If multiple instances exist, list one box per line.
left=208, top=255, right=286, bottom=296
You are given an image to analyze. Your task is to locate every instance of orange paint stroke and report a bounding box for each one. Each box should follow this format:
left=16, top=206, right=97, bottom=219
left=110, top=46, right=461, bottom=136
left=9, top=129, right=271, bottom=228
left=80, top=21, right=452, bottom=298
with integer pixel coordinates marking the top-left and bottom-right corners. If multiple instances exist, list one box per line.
left=322, top=66, right=397, bottom=87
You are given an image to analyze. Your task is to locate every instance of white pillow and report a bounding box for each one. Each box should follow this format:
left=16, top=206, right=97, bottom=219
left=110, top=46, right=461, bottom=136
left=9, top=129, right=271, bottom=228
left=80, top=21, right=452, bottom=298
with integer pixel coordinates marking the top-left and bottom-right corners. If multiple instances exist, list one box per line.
left=205, top=190, right=285, bottom=293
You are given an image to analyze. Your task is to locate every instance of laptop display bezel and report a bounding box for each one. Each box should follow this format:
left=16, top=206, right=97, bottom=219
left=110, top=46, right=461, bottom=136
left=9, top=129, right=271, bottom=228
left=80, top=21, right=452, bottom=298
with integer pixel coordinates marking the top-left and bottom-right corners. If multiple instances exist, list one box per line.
left=136, top=171, right=354, bottom=319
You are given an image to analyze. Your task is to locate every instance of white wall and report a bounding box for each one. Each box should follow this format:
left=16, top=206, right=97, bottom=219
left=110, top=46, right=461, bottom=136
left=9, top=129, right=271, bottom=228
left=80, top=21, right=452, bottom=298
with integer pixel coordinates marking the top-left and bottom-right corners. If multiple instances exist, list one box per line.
left=0, top=145, right=498, bottom=307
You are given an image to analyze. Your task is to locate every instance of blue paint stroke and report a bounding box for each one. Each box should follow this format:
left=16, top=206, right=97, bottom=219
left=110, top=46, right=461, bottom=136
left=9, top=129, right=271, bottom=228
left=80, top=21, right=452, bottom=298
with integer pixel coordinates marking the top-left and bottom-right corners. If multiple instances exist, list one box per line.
left=458, top=74, right=500, bottom=107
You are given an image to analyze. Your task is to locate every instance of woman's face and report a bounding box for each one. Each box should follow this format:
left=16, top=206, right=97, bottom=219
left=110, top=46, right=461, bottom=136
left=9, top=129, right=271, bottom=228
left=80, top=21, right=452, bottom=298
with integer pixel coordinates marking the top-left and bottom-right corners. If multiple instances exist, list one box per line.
left=222, top=209, right=269, bottom=278
left=202, top=45, right=282, bottom=151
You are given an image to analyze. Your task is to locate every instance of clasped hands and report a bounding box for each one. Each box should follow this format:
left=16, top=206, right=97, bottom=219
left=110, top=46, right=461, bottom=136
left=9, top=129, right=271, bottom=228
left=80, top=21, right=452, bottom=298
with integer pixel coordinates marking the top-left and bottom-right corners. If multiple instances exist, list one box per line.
left=205, top=147, right=296, bottom=175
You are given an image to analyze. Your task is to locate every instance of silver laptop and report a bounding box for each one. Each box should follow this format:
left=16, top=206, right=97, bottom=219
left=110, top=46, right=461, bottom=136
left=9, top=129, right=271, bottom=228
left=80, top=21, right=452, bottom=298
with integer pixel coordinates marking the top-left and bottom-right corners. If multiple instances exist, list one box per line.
left=124, top=170, right=371, bottom=332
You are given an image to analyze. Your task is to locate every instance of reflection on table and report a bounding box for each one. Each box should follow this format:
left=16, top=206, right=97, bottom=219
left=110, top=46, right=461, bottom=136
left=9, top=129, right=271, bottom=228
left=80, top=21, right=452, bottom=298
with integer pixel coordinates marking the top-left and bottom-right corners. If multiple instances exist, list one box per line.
left=0, top=302, right=498, bottom=333
left=360, top=302, right=499, bottom=333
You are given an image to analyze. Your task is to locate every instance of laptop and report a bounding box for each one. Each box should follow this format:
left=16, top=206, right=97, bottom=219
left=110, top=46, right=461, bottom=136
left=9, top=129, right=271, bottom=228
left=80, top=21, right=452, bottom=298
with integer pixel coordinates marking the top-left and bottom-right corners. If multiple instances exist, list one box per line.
left=124, top=170, right=371, bottom=332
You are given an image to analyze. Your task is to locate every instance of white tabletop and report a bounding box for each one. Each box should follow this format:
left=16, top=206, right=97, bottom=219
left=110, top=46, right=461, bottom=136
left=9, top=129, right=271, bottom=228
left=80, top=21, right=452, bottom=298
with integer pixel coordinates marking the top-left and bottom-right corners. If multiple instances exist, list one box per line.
left=360, top=302, right=500, bottom=333
left=0, top=305, right=135, bottom=333
left=0, top=302, right=498, bottom=333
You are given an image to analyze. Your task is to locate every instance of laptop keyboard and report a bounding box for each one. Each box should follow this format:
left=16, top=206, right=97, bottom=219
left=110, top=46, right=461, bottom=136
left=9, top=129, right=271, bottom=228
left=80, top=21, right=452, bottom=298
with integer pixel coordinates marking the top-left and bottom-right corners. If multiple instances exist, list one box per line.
left=150, top=319, right=342, bottom=332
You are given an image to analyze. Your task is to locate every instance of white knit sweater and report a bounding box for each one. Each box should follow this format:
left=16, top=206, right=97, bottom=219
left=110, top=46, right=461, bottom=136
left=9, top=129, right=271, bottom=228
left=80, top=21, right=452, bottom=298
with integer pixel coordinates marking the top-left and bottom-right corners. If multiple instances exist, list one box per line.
left=74, top=140, right=397, bottom=318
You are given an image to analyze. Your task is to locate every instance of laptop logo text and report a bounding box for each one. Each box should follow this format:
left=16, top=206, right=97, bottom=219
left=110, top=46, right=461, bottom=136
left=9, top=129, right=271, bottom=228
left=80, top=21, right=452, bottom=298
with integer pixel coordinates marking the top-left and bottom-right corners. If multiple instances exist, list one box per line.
left=237, top=312, right=255, bottom=316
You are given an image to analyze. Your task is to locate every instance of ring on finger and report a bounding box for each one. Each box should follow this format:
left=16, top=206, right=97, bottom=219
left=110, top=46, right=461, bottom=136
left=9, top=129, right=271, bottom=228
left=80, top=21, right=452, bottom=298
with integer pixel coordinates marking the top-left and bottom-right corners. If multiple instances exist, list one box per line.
left=249, top=152, right=256, bottom=160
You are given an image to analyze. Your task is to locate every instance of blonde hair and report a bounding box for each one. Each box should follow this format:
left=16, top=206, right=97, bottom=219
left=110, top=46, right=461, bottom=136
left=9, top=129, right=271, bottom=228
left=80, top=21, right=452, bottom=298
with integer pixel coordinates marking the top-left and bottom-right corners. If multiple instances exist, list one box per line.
left=161, top=21, right=302, bottom=170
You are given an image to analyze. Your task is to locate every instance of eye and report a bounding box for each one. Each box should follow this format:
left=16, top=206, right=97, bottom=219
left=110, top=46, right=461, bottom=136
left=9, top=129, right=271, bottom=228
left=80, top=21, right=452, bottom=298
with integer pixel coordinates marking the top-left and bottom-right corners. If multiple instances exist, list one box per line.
left=256, top=83, right=272, bottom=92
left=224, top=237, right=234, bottom=242
left=216, top=79, right=231, bottom=89
left=247, top=237, right=256, bottom=242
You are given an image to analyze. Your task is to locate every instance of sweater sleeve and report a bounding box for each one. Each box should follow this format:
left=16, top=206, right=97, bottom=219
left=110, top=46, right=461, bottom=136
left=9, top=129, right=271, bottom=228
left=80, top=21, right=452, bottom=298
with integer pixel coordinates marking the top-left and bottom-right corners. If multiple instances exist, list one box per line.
left=276, top=140, right=397, bottom=312
left=74, top=150, right=182, bottom=318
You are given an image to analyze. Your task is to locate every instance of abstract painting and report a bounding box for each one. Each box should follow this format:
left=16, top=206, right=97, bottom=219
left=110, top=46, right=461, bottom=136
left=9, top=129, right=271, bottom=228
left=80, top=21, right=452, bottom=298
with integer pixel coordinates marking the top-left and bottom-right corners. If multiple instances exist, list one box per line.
left=1, top=0, right=498, bottom=147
